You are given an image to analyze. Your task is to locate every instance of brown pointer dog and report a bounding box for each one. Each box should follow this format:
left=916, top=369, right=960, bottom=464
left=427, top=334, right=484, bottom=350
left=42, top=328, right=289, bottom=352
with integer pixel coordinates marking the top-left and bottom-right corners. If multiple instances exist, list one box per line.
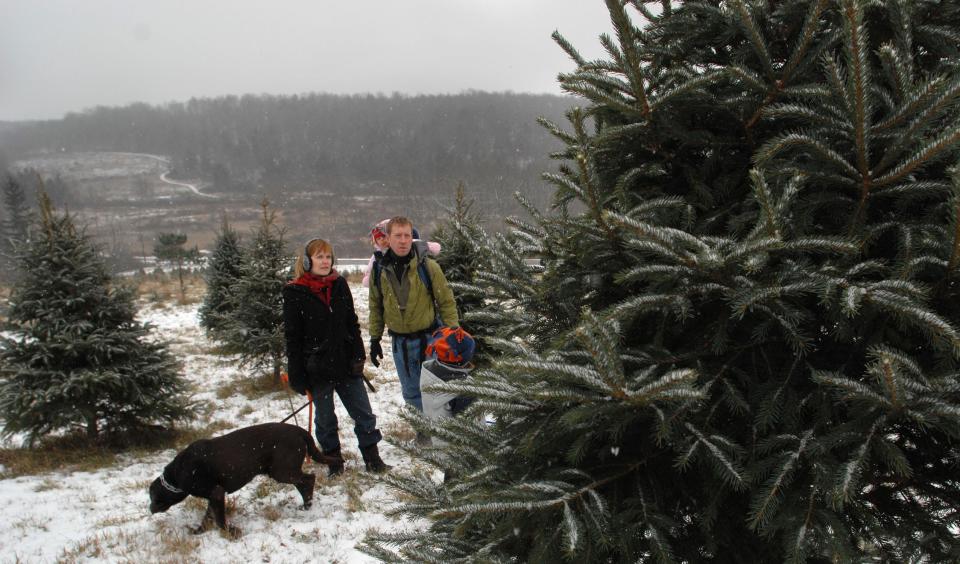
left=149, top=423, right=341, bottom=535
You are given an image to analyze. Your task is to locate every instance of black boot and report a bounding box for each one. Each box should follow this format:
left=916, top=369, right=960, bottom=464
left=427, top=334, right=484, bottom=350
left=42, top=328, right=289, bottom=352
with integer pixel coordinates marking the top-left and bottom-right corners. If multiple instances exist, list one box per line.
left=325, top=447, right=344, bottom=478
left=360, top=444, right=390, bottom=473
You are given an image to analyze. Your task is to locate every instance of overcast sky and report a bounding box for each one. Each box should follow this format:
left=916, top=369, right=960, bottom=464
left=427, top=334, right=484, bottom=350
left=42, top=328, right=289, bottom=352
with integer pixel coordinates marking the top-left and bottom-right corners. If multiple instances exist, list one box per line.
left=0, top=0, right=614, bottom=121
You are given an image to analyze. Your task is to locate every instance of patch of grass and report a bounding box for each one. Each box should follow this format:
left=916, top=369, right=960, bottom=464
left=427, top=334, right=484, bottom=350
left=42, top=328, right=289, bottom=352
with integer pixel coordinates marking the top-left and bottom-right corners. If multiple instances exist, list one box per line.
left=94, top=513, right=140, bottom=528
left=261, top=505, right=283, bottom=522
left=0, top=420, right=234, bottom=478
left=343, top=270, right=365, bottom=284
left=11, top=516, right=50, bottom=533
left=175, top=341, right=216, bottom=356
left=0, top=435, right=120, bottom=479
left=33, top=477, right=60, bottom=492
left=217, top=371, right=285, bottom=400
left=120, top=478, right=155, bottom=494
left=290, top=527, right=323, bottom=543
left=134, top=271, right=207, bottom=305
left=342, top=472, right=368, bottom=512
left=154, top=524, right=203, bottom=559
left=382, top=420, right=417, bottom=445
left=57, top=535, right=105, bottom=562
left=184, top=496, right=208, bottom=513
left=253, top=477, right=285, bottom=500
left=181, top=495, right=238, bottom=523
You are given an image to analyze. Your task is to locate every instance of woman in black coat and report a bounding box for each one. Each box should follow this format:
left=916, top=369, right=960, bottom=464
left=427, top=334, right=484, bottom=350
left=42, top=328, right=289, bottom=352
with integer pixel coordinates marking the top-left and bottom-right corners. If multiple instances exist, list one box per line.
left=283, top=238, right=387, bottom=475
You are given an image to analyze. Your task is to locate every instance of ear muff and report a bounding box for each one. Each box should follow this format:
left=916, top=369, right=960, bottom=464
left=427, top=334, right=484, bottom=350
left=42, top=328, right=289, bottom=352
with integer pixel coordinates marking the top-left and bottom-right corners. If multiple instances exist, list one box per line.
left=303, top=238, right=320, bottom=272
left=303, top=238, right=335, bottom=272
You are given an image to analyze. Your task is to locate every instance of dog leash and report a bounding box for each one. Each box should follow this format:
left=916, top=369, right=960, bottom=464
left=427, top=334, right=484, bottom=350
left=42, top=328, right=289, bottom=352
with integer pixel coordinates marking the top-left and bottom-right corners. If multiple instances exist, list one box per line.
left=280, top=372, right=301, bottom=427
left=279, top=372, right=315, bottom=437
left=280, top=399, right=311, bottom=424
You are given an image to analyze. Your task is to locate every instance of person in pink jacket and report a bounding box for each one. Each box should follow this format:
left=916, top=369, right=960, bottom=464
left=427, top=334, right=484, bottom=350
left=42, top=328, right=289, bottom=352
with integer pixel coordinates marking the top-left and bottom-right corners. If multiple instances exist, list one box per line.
left=362, top=219, right=441, bottom=287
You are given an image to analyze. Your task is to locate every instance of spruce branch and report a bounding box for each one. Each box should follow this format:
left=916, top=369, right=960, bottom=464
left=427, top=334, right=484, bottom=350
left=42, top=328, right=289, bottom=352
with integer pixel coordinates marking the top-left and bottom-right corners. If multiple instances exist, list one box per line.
left=605, top=0, right=651, bottom=118
left=754, top=132, right=860, bottom=179
left=841, top=0, right=873, bottom=173
left=948, top=171, right=960, bottom=274
left=551, top=30, right=586, bottom=66
left=730, top=0, right=775, bottom=81
left=749, top=168, right=780, bottom=239
left=832, top=417, right=884, bottom=507
left=744, top=0, right=830, bottom=132
left=873, top=125, right=960, bottom=188
left=874, top=75, right=960, bottom=174
left=748, top=429, right=814, bottom=532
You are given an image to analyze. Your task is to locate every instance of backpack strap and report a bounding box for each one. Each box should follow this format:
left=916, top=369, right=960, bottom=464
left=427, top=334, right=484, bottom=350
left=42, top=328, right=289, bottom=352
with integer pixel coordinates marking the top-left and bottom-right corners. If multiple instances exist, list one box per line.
left=417, top=260, right=436, bottom=304
left=375, top=257, right=440, bottom=323
left=372, top=258, right=383, bottom=294
left=374, top=256, right=435, bottom=302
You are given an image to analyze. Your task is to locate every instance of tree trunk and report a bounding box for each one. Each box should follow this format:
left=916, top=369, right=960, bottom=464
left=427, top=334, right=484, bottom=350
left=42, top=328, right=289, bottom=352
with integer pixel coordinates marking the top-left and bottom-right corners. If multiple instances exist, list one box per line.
left=273, top=356, right=283, bottom=384
left=176, top=258, right=185, bottom=302
left=86, top=416, right=98, bottom=439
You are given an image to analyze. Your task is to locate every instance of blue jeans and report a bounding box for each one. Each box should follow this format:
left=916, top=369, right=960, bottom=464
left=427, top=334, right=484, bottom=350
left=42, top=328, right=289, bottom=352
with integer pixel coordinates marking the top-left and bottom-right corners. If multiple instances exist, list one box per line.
left=391, top=333, right=429, bottom=412
left=312, top=375, right=382, bottom=453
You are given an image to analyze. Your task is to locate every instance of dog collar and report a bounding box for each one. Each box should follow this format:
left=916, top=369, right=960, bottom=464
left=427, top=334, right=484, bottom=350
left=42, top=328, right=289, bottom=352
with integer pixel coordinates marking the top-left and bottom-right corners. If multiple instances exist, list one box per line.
left=159, top=474, right=184, bottom=494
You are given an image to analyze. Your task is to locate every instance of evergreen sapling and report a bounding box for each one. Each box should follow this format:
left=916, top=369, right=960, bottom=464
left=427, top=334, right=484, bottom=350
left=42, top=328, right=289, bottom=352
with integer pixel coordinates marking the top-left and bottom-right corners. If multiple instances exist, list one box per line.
left=199, top=214, right=243, bottom=341
left=0, top=193, right=194, bottom=442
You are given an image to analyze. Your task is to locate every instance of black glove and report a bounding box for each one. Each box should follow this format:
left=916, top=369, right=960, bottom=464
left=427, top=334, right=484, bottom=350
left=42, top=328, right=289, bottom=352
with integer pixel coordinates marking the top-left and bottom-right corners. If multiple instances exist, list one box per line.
left=290, top=382, right=306, bottom=396
left=351, top=358, right=365, bottom=376
left=370, top=339, right=383, bottom=367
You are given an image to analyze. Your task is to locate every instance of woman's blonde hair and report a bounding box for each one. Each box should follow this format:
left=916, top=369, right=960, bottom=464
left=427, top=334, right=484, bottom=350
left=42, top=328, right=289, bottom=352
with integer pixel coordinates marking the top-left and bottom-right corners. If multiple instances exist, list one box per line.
left=293, top=238, right=335, bottom=277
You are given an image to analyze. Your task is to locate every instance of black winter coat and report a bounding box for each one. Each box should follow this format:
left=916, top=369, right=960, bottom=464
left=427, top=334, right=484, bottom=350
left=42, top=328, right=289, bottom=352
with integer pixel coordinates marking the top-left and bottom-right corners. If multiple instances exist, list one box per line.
left=282, top=277, right=365, bottom=394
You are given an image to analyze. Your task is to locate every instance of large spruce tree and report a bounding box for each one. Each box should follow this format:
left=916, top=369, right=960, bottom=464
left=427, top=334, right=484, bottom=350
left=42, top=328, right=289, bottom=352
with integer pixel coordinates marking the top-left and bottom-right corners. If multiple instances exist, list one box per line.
left=365, top=1, right=960, bottom=562
left=199, top=215, right=243, bottom=340
left=0, top=194, right=194, bottom=442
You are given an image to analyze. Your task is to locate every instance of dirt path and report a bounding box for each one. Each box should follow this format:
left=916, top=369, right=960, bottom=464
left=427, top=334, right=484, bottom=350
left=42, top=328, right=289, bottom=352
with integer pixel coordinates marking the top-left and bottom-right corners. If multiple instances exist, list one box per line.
left=159, top=171, right=218, bottom=199
left=108, top=151, right=219, bottom=199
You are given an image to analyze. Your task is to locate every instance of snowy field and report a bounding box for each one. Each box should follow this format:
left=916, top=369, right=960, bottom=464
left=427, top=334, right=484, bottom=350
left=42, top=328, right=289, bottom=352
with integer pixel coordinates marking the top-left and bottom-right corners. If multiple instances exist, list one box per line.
left=0, top=283, right=424, bottom=563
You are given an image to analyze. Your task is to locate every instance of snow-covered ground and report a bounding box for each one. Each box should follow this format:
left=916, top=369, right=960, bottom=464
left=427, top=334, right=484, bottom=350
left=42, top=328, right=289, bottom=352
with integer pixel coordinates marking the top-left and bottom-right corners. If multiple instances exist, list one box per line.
left=0, top=283, right=424, bottom=562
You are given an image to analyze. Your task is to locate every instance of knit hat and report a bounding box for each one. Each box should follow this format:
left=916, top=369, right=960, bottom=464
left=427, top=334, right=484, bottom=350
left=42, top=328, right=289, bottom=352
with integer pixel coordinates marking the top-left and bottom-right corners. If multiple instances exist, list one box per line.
left=426, top=326, right=476, bottom=367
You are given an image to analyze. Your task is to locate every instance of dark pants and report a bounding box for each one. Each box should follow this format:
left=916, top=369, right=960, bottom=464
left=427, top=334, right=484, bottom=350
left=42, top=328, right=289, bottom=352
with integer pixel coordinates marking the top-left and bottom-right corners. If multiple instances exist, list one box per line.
left=312, top=375, right=382, bottom=453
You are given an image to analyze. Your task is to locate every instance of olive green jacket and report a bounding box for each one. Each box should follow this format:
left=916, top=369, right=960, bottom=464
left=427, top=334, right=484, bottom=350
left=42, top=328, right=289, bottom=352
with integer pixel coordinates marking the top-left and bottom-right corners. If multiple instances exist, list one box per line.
left=368, top=252, right=458, bottom=340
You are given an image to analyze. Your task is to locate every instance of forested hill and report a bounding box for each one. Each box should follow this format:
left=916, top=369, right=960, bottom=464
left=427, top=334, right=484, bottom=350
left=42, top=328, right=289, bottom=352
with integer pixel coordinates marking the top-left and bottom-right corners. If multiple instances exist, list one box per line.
left=0, top=92, right=574, bottom=203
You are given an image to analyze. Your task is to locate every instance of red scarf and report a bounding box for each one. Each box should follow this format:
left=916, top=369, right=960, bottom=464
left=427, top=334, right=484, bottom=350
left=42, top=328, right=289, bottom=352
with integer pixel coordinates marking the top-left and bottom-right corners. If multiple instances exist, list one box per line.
left=289, top=270, right=339, bottom=306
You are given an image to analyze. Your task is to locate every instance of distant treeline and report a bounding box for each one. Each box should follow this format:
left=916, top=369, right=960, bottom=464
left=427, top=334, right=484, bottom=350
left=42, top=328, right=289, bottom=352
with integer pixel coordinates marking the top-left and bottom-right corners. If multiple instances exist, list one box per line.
left=0, top=92, right=575, bottom=205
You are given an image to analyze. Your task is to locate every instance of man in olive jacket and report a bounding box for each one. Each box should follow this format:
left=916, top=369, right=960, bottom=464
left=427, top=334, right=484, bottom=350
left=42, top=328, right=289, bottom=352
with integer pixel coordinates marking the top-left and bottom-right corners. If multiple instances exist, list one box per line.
left=368, top=216, right=459, bottom=413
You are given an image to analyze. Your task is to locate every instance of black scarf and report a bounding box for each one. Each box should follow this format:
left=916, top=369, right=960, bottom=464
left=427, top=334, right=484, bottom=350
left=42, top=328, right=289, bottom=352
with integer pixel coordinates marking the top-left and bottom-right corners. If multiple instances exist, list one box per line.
left=383, top=249, right=414, bottom=280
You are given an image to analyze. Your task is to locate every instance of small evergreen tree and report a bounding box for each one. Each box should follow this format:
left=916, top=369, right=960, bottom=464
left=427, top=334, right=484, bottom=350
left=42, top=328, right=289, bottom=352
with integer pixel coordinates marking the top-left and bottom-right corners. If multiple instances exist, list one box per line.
left=365, top=1, right=960, bottom=562
left=433, top=184, right=490, bottom=338
left=0, top=174, right=33, bottom=283
left=221, top=198, right=289, bottom=381
left=199, top=215, right=243, bottom=340
left=0, top=193, right=194, bottom=442
left=154, top=232, right=199, bottom=302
